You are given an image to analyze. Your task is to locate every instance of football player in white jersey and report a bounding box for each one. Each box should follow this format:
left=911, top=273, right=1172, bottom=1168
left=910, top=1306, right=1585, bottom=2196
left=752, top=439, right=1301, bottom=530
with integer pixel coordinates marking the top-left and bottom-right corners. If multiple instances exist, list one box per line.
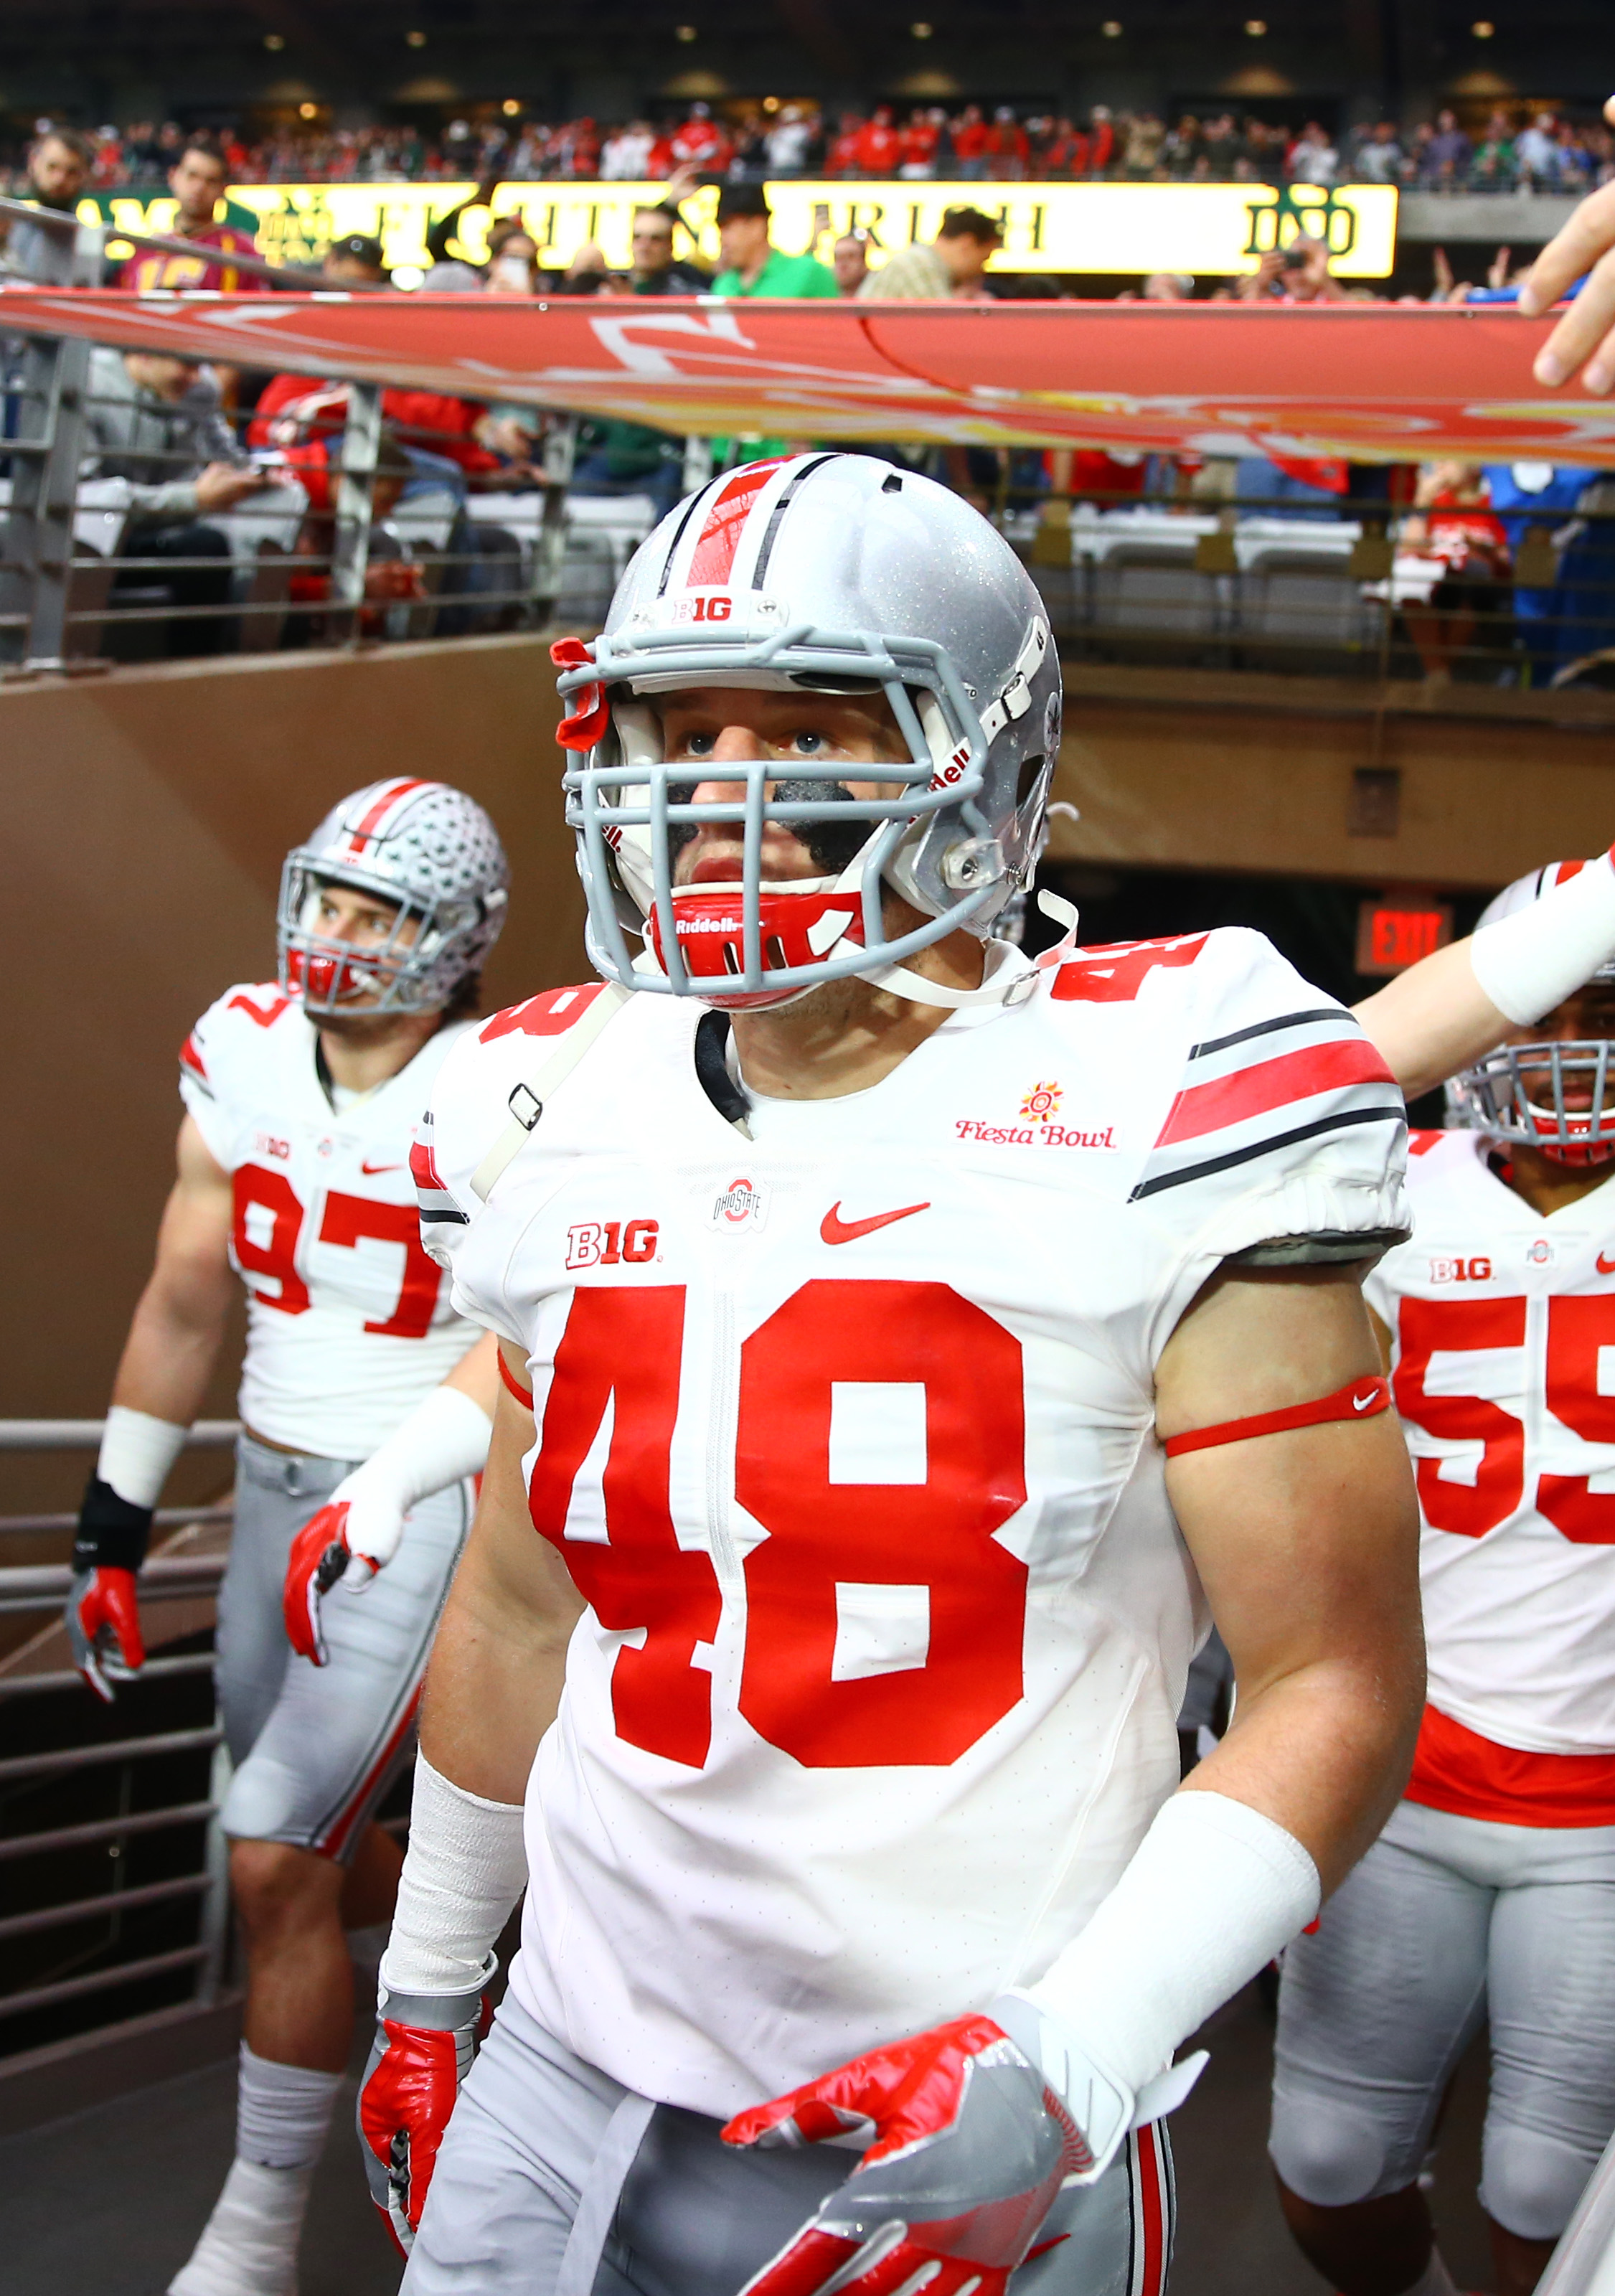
left=67, top=777, right=508, bottom=2296
left=334, top=452, right=1437, bottom=2296
left=1271, top=862, right=1615, bottom=2296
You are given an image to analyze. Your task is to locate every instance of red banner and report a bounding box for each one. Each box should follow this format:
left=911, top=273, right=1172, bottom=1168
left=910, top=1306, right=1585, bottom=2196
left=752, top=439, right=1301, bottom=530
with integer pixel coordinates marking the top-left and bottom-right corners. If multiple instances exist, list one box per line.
left=4, top=286, right=1611, bottom=468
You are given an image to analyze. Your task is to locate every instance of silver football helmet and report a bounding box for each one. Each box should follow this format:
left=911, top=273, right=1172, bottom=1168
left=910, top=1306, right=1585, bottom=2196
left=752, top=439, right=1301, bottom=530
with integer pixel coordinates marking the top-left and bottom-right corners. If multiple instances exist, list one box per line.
left=1448, top=860, right=1615, bottom=1168
left=277, top=778, right=509, bottom=1015
left=554, top=453, right=1062, bottom=1010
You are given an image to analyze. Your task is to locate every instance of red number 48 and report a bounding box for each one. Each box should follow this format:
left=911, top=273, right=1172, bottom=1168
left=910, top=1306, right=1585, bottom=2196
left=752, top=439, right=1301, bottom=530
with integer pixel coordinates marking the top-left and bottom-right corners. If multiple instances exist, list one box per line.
left=527, top=1279, right=1030, bottom=1771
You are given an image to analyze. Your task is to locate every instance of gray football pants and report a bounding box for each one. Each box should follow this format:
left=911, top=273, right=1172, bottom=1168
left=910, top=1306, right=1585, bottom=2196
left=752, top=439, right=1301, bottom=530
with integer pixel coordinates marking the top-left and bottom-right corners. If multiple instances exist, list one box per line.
left=217, top=1433, right=471, bottom=1861
left=404, top=1992, right=1176, bottom=2296
left=1270, top=1797, right=1615, bottom=2241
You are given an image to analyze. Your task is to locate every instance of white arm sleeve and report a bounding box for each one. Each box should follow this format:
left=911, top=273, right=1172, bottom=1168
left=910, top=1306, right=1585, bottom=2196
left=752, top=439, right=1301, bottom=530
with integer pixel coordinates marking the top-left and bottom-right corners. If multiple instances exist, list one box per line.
left=98, top=1406, right=189, bottom=1510
left=1469, top=848, right=1615, bottom=1027
left=334, top=1384, right=493, bottom=1578
left=1002, top=1789, right=1319, bottom=2094
left=377, top=1754, right=528, bottom=1999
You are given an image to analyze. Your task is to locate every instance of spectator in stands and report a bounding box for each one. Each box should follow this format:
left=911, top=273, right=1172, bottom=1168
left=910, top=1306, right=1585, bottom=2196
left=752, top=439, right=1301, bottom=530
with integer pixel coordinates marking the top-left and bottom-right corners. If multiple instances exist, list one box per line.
left=855, top=105, right=902, bottom=177
left=626, top=198, right=709, bottom=291
left=322, top=230, right=387, bottom=285
left=1142, top=270, right=1195, bottom=301
left=1421, top=108, right=1472, bottom=186
left=858, top=206, right=1002, bottom=300
left=1287, top=121, right=1339, bottom=187
left=1236, top=230, right=1347, bottom=303
left=486, top=217, right=541, bottom=293
left=833, top=229, right=871, bottom=297
left=1, top=126, right=93, bottom=282
left=669, top=103, right=730, bottom=174
left=825, top=112, right=865, bottom=178
left=1088, top=105, right=1117, bottom=176
left=281, top=427, right=428, bottom=644
left=80, top=347, right=277, bottom=654
left=984, top=105, right=1032, bottom=179
left=710, top=182, right=836, bottom=296
left=1515, top=111, right=1561, bottom=187
left=1399, top=459, right=1512, bottom=680
left=1351, top=121, right=1405, bottom=184
left=120, top=136, right=263, bottom=290
left=765, top=104, right=814, bottom=177
left=1123, top=112, right=1167, bottom=179
left=1044, top=117, right=1090, bottom=176
left=898, top=108, right=941, bottom=179
left=600, top=120, right=656, bottom=179
left=952, top=104, right=989, bottom=178
left=1471, top=110, right=1517, bottom=190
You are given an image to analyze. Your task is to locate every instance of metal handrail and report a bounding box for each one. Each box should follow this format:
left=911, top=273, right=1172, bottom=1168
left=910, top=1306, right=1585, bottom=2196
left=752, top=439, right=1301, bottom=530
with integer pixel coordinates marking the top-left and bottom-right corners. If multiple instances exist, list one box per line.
left=0, top=1799, right=217, bottom=1864
left=0, top=1871, right=211, bottom=1946
left=0, top=1944, right=212, bottom=2023
left=0, top=1723, right=222, bottom=1789
left=0, top=1554, right=227, bottom=1616
left=0, top=1652, right=216, bottom=1699
left=0, top=1419, right=238, bottom=1448
left=0, top=1501, right=234, bottom=1538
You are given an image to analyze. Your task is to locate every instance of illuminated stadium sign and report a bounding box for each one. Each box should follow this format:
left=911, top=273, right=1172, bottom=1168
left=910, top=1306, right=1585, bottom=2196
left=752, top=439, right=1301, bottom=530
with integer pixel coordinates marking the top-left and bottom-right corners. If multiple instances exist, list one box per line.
left=83, top=178, right=1397, bottom=281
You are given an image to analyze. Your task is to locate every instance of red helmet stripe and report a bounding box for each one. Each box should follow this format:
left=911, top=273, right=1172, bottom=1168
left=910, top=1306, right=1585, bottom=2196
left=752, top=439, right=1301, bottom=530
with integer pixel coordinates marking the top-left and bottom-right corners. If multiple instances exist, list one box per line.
left=342, top=778, right=431, bottom=857
left=686, top=460, right=791, bottom=588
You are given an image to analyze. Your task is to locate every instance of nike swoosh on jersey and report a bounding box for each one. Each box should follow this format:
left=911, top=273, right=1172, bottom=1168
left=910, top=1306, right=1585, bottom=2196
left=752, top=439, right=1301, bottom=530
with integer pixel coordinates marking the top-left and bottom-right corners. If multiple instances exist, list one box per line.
left=360, top=1160, right=404, bottom=1176
left=1352, top=1389, right=1379, bottom=1411
left=1598, top=1252, right=1615, bottom=1274
left=820, top=1200, right=931, bottom=1246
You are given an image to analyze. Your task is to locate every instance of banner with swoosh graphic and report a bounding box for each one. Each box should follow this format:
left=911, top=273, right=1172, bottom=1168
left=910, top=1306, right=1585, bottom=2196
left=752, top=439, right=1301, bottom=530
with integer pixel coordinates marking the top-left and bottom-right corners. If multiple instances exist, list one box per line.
left=1, top=288, right=1607, bottom=466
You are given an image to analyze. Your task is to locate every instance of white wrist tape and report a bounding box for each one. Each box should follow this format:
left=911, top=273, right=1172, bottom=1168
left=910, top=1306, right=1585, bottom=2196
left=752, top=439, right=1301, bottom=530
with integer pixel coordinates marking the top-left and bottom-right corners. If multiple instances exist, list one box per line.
left=98, top=1405, right=189, bottom=1510
left=1469, top=847, right=1615, bottom=1027
left=347, top=1384, right=492, bottom=1515
left=378, top=1754, right=527, bottom=1998
left=1007, top=1789, right=1320, bottom=2097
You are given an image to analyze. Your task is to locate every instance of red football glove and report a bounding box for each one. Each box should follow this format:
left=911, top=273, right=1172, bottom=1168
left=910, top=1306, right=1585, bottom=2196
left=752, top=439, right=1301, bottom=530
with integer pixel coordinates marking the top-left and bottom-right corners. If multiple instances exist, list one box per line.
left=67, top=1566, right=146, bottom=1703
left=358, top=1987, right=487, bottom=2257
left=283, top=1500, right=356, bottom=1666
left=722, top=2013, right=1092, bottom=2296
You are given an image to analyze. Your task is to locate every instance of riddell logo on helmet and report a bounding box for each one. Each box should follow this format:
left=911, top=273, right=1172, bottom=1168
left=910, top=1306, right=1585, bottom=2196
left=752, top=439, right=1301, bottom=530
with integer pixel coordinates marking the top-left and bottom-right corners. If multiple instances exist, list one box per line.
left=567, top=1220, right=659, bottom=1270
left=929, top=740, right=972, bottom=792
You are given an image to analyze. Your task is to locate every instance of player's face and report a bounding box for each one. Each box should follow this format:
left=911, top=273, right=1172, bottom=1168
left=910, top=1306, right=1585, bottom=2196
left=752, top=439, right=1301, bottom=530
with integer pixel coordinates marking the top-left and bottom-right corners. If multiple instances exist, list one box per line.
left=302, top=881, right=422, bottom=1011
left=1511, top=984, right=1615, bottom=1110
left=660, top=686, right=909, bottom=887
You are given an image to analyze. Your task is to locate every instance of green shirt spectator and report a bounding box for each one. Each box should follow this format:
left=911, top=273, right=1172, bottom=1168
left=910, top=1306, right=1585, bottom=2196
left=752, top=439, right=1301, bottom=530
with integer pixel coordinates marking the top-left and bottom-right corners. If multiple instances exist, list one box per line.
left=712, top=245, right=837, bottom=298
left=708, top=184, right=837, bottom=469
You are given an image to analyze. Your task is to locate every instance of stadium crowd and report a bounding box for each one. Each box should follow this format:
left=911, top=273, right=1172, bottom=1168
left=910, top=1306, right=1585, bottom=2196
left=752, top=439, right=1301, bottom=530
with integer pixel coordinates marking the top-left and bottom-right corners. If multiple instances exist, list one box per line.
left=8, top=98, right=1614, bottom=195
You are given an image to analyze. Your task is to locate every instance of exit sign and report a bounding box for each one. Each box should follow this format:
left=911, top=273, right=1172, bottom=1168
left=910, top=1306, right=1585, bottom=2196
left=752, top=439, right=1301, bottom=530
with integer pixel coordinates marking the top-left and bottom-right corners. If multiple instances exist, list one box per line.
left=1357, top=896, right=1453, bottom=977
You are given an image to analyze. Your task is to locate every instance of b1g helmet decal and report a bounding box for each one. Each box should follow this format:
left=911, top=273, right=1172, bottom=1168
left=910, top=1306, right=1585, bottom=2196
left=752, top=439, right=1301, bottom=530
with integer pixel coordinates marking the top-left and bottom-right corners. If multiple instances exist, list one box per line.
left=277, top=778, right=509, bottom=1016
left=1448, top=860, right=1615, bottom=1167
left=553, top=454, right=1062, bottom=1011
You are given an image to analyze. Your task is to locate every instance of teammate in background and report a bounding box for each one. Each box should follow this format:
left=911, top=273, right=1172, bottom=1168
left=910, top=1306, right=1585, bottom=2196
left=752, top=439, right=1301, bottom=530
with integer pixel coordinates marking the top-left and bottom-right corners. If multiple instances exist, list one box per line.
left=119, top=135, right=264, bottom=293
left=1271, top=865, right=1615, bottom=2296
left=67, top=779, right=508, bottom=2296
left=359, top=453, right=1428, bottom=2290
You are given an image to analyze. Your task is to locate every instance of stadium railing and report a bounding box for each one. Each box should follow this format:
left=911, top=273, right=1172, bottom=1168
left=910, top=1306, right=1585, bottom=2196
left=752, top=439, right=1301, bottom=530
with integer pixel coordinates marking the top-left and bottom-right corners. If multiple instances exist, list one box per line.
left=0, top=1418, right=237, bottom=2068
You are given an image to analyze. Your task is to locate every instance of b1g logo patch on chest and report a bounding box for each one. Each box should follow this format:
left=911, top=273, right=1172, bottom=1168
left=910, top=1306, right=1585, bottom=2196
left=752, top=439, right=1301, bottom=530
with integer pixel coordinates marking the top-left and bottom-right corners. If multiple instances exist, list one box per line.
left=1429, top=1254, right=1494, bottom=1283
left=567, top=1219, right=660, bottom=1270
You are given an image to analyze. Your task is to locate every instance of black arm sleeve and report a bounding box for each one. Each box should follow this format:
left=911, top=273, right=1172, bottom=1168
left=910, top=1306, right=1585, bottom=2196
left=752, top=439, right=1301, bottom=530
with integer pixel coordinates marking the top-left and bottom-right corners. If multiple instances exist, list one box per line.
left=73, top=1477, right=154, bottom=1574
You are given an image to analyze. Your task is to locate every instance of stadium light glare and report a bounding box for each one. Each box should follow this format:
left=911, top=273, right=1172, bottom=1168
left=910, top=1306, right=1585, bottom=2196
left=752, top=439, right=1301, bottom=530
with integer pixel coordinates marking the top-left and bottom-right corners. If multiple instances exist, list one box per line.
left=263, top=32, right=285, bottom=50
left=1472, top=17, right=1495, bottom=32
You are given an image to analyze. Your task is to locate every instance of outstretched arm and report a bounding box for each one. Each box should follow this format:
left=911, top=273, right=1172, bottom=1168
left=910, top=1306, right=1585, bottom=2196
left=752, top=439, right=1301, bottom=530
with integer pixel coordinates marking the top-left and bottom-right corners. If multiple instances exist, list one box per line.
left=1354, top=848, right=1615, bottom=1098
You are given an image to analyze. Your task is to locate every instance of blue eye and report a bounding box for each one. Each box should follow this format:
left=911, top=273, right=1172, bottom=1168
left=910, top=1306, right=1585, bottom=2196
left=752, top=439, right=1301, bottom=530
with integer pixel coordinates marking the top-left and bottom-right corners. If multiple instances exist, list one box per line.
left=794, top=731, right=824, bottom=754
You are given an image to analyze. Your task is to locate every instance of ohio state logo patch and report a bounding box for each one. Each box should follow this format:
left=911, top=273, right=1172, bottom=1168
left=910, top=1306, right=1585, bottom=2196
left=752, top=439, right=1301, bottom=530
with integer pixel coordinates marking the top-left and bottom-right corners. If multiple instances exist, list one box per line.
left=708, top=1175, right=768, bottom=1232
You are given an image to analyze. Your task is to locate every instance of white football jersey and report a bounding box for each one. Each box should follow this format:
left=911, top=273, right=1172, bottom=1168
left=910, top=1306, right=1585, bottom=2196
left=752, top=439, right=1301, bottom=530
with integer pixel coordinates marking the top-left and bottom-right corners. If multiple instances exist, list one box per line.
left=420, top=931, right=1407, bottom=2114
left=1365, top=1127, right=1615, bottom=1757
left=179, top=983, right=480, bottom=1459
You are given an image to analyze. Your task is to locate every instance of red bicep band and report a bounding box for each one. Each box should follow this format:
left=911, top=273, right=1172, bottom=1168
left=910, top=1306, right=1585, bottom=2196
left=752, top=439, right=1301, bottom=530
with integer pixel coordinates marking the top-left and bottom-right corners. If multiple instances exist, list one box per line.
left=498, top=1352, right=534, bottom=1408
left=1163, top=1374, right=1390, bottom=1459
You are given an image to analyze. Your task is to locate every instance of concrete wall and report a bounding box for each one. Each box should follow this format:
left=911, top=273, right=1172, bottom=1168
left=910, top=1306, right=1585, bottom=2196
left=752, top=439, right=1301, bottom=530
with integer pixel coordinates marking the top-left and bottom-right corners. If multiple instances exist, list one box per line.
left=10, top=632, right=1615, bottom=1497
left=3, top=634, right=587, bottom=1510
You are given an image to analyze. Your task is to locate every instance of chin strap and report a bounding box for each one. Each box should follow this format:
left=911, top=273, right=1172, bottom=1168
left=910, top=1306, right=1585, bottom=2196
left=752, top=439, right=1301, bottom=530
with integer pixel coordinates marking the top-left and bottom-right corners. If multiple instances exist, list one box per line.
left=856, top=937, right=1037, bottom=1010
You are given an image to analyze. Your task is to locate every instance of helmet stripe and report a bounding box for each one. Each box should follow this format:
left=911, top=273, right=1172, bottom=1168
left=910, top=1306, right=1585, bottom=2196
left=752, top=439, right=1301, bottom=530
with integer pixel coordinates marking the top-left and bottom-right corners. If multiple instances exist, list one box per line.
left=685, top=458, right=792, bottom=588
left=342, top=777, right=431, bottom=857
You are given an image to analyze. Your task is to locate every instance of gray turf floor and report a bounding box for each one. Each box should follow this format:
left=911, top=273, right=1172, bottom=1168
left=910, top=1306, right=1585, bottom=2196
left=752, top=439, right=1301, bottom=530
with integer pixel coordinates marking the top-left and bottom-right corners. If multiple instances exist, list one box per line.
left=4, top=1982, right=1492, bottom=2296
